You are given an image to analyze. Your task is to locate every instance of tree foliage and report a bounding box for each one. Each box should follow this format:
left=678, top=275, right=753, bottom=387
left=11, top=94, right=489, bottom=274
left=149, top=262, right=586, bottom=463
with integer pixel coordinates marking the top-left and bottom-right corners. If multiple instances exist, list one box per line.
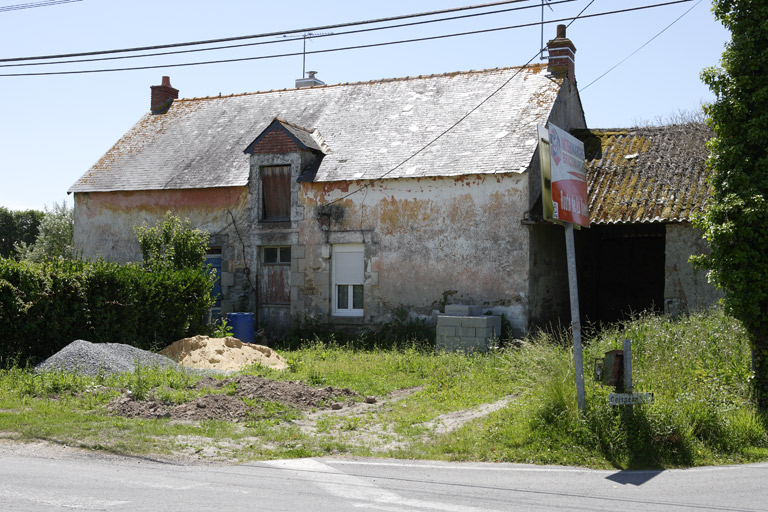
left=15, top=201, right=73, bottom=263
left=0, top=207, right=44, bottom=259
left=134, top=212, right=210, bottom=271
left=693, top=0, right=768, bottom=407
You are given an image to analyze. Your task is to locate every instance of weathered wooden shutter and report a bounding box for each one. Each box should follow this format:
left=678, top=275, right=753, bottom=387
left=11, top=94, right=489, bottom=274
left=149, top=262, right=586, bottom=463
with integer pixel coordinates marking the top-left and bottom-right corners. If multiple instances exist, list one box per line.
left=261, top=166, right=291, bottom=221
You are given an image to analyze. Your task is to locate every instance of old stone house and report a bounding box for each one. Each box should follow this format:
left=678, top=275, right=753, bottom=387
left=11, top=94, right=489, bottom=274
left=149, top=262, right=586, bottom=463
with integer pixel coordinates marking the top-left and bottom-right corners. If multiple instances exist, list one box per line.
left=68, top=27, right=586, bottom=339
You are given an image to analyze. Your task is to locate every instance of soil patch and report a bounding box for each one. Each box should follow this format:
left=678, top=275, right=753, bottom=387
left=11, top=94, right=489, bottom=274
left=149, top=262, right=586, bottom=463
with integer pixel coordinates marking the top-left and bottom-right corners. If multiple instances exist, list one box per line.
left=107, top=375, right=360, bottom=422
left=160, top=336, right=287, bottom=371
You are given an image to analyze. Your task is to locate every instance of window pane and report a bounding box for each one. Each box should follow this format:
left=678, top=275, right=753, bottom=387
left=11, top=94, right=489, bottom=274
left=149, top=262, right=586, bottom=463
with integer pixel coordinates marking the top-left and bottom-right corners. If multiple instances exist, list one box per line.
left=337, top=285, right=349, bottom=310
left=352, top=285, right=364, bottom=310
left=279, top=246, right=291, bottom=263
left=263, top=247, right=278, bottom=263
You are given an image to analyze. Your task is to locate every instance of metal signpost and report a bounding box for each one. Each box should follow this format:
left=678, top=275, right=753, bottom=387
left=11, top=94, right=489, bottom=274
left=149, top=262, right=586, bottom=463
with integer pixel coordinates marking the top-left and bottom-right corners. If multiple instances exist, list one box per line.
left=537, top=123, right=588, bottom=412
left=594, top=339, right=654, bottom=406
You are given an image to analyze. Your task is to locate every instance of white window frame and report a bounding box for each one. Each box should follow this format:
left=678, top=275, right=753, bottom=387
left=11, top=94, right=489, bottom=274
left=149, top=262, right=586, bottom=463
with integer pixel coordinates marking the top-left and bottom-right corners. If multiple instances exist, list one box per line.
left=332, top=244, right=364, bottom=317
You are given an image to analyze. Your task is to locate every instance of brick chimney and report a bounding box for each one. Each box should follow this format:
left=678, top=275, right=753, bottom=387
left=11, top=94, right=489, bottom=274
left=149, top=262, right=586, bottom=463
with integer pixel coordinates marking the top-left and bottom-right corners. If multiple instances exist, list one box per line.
left=547, top=24, right=576, bottom=83
left=150, top=76, right=179, bottom=114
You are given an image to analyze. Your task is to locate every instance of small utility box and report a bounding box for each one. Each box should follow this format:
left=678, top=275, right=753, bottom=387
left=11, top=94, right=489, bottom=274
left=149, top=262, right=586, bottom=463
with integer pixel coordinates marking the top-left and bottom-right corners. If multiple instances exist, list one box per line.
left=595, top=349, right=623, bottom=387
left=436, top=306, right=501, bottom=352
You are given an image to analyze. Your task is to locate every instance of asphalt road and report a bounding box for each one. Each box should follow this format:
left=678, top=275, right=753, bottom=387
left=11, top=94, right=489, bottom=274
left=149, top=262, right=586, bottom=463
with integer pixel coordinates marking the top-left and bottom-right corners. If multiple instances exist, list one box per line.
left=1, top=442, right=766, bottom=511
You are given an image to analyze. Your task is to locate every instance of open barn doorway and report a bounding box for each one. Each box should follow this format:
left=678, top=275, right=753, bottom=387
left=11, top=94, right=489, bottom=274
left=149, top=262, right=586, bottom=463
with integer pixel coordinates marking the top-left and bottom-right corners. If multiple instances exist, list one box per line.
left=576, top=224, right=665, bottom=326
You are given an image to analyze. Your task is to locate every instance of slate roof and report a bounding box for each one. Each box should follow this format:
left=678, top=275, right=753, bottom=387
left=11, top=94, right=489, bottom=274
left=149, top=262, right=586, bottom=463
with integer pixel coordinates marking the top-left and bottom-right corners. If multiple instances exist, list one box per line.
left=69, top=64, right=563, bottom=193
left=577, top=123, right=712, bottom=224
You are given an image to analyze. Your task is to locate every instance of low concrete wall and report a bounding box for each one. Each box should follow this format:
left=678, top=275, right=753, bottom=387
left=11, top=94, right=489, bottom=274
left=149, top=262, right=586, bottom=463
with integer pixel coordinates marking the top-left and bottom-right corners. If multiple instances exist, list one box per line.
left=436, top=315, right=502, bottom=352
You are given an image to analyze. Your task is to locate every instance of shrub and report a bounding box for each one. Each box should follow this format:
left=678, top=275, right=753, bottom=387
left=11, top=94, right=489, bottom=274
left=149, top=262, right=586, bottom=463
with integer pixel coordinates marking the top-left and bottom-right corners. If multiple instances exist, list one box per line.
left=0, top=257, right=214, bottom=366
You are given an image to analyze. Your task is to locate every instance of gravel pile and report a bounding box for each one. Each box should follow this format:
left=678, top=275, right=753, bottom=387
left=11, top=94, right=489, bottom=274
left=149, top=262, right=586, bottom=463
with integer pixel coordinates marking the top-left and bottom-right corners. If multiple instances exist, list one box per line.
left=36, top=339, right=191, bottom=377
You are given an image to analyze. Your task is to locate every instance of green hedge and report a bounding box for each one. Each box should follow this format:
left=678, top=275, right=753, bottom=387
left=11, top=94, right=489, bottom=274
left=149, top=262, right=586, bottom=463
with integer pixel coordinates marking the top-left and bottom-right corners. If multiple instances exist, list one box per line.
left=0, top=257, right=214, bottom=366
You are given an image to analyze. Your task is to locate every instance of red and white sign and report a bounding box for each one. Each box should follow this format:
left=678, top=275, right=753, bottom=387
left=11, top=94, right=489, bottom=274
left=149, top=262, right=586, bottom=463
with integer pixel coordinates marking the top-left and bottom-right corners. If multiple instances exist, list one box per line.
left=545, top=124, right=589, bottom=227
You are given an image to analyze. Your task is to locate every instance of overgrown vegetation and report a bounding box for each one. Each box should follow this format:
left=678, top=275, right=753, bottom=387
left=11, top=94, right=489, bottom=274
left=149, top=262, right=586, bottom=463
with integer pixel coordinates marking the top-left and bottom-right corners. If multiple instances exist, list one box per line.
left=694, top=0, right=768, bottom=408
left=0, top=257, right=215, bottom=365
left=0, top=309, right=765, bottom=468
left=134, top=213, right=210, bottom=271
left=0, top=213, right=216, bottom=366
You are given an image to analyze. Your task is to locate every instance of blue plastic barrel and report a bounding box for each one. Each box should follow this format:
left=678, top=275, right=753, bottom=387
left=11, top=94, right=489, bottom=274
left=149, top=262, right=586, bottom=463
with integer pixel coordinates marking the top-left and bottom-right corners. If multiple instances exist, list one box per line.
left=226, top=312, right=255, bottom=343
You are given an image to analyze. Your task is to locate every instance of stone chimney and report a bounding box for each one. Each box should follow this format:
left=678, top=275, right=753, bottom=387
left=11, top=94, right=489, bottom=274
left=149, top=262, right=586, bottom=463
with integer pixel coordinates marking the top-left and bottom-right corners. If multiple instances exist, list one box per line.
left=150, top=76, right=179, bottom=114
left=547, top=24, right=576, bottom=83
left=295, top=71, right=325, bottom=89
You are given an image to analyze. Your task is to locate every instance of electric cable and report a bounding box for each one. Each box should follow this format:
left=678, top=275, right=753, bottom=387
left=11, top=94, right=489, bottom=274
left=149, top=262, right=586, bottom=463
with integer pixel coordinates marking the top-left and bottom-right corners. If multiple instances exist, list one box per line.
left=0, top=1, right=695, bottom=77
left=0, top=0, right=578, bottom=68
left=0, top=0, right=535, bottom=63
left=578, top=0, right=704, bottom=93
left=319, top=50, right=543, bottom=209
left=318, top=0, right=696, bottom=208
left=0, top=0, right=80, bottom=13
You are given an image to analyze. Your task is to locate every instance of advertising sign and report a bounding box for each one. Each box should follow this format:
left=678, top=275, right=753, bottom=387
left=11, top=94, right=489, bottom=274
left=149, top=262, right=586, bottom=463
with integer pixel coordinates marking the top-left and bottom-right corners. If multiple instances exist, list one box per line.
left=538, top=124, right=589, bottom=227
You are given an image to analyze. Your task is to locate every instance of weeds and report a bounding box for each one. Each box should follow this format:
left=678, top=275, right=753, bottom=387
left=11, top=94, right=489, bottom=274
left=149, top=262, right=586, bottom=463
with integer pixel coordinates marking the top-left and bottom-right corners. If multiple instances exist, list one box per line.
left=0, top=308, right=765, bottom=468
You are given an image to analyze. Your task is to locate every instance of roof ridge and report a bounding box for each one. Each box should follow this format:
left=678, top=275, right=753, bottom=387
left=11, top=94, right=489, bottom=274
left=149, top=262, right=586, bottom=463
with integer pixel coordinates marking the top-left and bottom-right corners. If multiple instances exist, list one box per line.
left=175, top=63, right=547, bottom=103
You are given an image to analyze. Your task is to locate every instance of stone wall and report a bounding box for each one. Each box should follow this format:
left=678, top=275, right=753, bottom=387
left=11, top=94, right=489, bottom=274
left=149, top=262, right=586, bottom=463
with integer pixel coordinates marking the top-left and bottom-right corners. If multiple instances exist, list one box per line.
left=664, top=222, right=723, bottom=315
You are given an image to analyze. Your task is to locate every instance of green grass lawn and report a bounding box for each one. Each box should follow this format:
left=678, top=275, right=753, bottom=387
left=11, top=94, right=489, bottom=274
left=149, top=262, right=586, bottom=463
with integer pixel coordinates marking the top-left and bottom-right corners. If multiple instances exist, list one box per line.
left=0, top=308, right=766, bottom=468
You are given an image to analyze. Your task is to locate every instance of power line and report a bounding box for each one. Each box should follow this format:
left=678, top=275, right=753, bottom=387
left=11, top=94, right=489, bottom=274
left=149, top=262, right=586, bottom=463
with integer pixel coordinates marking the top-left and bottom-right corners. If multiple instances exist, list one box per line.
left=0, top=0, right=534, bottom=63
left=0, top=1, right=695, bottom=77
left=0, top=0, right=578, bottom=69
left=320, top=53, right=542, bottom=208
left=321, top=0, right=694, bottom=207
left=0, top=0, right=80, bottom=13
left=579, top=0, right=704, bottom=93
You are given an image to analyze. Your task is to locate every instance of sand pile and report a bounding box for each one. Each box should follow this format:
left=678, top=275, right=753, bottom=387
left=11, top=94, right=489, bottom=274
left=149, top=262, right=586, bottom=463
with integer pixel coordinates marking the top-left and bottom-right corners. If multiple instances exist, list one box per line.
left=160, top=336, right=287, bottom=371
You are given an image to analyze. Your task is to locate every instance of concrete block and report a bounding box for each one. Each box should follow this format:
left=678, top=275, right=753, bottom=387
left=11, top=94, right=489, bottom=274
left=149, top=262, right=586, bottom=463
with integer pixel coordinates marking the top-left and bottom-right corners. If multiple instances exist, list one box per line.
left=292, top=245, right=305, bottom=260
left=436, top=336, right=460, bottom=352
left=461, top=317, right=484, bottom=328
left=444, top=304, right=483, bottom=316
left=459, top=326, right=477, bottom=337
left=437, top=316, right=462, bottom=327
left=488, top=316, right=502, bottom=334
left=436, top=325, right=456, bottom=338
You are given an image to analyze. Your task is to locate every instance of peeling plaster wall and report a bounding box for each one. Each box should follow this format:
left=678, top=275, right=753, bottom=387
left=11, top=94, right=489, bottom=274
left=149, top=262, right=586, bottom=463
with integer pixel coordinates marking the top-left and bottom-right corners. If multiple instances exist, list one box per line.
left=664, top=222, right=723, bottom=315
left=297, top=174, right=532, bottom=336
left=72, top=187, right=252, bottom=314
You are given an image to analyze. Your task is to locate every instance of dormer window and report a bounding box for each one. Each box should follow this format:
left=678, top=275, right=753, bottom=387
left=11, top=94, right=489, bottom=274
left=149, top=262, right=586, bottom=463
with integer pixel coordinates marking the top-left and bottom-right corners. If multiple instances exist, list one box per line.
left=261, top=165, right=291, bottom=221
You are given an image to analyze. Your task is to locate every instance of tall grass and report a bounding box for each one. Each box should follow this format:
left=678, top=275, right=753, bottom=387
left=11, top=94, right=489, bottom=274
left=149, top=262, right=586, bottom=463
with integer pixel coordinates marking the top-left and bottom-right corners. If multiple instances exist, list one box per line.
left=456, top=309, right=766, bottom=468
left=0, top=309, right=764, bottom=468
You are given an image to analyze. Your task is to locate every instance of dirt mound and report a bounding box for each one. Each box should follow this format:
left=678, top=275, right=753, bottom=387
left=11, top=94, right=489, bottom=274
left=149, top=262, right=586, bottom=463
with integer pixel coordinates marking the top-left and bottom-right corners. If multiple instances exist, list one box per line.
left=160, top=336, right=287, bottom=371
left=108, top=394, right=252, bottom=422
left=107, top=375, right=360, bottom=422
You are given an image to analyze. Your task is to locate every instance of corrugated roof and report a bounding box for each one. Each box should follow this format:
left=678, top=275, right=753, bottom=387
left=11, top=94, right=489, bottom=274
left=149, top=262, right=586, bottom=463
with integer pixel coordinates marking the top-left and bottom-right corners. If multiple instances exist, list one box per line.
left=69, top=65, right=562, bottom=193
left=578, top=123, right=712, bottom=224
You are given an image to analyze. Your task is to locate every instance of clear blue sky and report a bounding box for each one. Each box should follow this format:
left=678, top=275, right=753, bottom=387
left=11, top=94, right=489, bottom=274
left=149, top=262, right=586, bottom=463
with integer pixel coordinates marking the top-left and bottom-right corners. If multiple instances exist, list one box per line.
left=0, top=0, right=728, bottom=211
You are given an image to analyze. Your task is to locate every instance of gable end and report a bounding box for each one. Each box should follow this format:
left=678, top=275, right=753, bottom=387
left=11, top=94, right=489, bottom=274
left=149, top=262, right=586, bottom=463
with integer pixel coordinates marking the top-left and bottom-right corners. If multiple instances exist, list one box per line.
left=244, top=118, right=325, bottom=155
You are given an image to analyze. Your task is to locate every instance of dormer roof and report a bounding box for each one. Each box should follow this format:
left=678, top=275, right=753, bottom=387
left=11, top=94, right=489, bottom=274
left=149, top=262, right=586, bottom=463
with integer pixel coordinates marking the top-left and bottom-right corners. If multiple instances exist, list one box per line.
left=244, top=118, right=327, bottom=155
